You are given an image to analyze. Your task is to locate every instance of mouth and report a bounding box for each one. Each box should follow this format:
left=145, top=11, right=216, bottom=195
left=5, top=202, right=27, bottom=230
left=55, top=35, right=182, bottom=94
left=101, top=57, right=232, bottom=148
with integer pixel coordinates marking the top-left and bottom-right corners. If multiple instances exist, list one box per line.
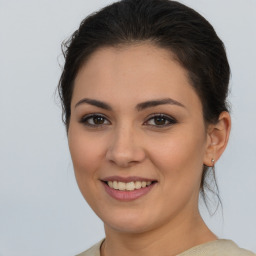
left=101, top=176, right=157, bottom=201
left=103, top=180, right=156, bottom=191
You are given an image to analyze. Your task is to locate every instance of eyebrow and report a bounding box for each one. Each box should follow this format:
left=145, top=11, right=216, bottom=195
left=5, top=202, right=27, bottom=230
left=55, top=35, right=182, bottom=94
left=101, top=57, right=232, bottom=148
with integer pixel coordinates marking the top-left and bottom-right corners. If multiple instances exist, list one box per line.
left=136, top=98, right=185, bottom=111
left=75, top=98, right=112, bottom=110
left=75, top=97, right=185, bottom=111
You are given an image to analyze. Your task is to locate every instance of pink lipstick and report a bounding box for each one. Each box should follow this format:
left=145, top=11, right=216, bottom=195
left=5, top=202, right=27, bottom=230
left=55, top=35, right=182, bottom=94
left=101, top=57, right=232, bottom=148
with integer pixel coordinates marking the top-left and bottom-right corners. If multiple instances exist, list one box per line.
left=101, top=176, right=157, bottom=201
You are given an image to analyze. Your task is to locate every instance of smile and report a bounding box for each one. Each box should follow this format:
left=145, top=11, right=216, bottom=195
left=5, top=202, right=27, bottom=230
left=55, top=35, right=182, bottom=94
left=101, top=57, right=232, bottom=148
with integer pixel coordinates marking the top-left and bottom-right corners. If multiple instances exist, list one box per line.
left=107, top=181, right=152, bottom=191
left=101, top=177, right=157, bottom=201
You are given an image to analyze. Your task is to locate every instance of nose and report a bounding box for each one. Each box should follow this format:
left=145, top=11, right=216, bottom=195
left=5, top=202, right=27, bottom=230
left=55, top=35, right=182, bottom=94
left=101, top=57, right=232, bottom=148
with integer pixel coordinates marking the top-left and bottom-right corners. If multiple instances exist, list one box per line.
left=105, top=126, right=146, bottom=168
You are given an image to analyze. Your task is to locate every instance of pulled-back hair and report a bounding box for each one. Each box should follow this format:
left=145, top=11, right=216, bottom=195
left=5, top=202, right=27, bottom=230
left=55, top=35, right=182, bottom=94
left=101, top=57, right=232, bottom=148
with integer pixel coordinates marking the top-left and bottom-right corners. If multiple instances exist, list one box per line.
left=58, top=0, right=230, bottom=210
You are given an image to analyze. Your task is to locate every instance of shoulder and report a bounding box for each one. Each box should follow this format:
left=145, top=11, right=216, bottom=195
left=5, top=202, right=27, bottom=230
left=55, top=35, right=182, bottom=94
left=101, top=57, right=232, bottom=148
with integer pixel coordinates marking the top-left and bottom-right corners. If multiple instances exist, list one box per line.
left=75, top=239, right=255, bottom=256
left=178, top=239, right=255, bottom=256
left=76, top=240, right=103, bottom=256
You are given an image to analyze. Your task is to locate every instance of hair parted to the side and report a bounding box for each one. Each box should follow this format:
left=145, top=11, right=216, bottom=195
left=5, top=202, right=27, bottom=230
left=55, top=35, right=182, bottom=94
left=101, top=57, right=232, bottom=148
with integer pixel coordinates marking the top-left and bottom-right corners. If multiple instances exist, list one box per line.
left=58, top=0, right=230, bottom=211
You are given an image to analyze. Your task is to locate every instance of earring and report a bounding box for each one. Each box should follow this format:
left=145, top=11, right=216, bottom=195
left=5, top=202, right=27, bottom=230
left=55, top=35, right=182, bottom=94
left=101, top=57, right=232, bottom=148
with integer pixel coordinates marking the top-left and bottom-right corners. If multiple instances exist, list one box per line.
left=211, top=158, right=215, bottom=166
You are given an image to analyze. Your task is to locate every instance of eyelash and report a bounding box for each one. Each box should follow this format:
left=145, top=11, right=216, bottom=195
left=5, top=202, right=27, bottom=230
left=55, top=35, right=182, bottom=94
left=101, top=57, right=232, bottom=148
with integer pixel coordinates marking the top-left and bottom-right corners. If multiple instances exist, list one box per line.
left=79, top=114, right=110, bottom=127
left=79, top=113, right=177, bottom=128
left=144, top=113, right=177, bottom=127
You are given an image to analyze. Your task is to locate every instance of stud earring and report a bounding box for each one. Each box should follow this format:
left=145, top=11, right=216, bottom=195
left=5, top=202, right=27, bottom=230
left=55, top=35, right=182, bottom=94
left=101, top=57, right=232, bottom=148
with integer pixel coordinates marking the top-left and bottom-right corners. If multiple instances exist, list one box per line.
left=211, top=158, right=215, bottom=166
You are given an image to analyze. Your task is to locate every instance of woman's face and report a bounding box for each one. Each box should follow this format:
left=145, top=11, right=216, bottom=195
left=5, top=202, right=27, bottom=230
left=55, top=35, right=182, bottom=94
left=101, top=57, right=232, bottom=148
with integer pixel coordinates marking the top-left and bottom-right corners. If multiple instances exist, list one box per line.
left=68, top=44, right=211, bottom=233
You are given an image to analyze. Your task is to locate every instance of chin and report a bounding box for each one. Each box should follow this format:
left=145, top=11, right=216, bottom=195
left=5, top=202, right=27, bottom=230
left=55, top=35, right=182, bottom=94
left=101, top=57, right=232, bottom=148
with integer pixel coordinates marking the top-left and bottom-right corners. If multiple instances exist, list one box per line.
left=101, top=209, right=158, bottom=234
left=105, top=220, right=152, bottom=234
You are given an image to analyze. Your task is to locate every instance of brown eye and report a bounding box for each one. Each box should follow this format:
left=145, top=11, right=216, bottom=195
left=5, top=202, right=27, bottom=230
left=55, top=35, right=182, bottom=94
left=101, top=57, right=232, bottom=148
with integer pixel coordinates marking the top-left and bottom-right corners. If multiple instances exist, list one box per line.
left=93, top=116, right=105, bottom=125
left=154, top=116, right=167, bottom=125
left=80, top=114, right=110, bottom=127
left=144, top=114, right=177, bottom=127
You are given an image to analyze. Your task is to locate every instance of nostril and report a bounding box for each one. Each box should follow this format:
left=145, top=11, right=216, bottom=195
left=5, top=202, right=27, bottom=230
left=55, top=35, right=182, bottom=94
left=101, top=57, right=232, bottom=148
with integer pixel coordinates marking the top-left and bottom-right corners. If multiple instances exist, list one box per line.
left=106, top=147, right=146, bottom=167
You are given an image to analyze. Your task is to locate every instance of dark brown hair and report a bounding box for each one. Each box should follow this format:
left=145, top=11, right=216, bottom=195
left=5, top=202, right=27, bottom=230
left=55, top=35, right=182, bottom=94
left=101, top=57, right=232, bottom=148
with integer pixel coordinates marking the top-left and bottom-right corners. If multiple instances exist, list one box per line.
left=58, top=0, right=230, bottom=210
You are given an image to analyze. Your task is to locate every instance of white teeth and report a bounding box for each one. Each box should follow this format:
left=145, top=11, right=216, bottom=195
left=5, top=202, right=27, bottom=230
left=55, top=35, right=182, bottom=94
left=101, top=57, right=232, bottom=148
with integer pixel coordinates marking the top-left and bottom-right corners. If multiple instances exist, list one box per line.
left=135, top=181, right=142, bottom=189
left=113, top=181, right=118, bottom=189
left=118, top=182, right=126, bottom=191
left=126, top=182, right=135, bottom=191
left=108, top=181, right=113, bottom=188
left=141, top=181, right=146, bottom=188
left=107, top=181, right=153, bottom=191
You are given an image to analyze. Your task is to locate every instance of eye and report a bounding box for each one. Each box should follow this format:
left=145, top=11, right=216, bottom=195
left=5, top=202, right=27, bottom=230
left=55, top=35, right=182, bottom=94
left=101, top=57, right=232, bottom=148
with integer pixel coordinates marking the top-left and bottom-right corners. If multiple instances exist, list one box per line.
left=144, top=114, right=177, bottom=127
left=80, top=114, right=110, bottom=127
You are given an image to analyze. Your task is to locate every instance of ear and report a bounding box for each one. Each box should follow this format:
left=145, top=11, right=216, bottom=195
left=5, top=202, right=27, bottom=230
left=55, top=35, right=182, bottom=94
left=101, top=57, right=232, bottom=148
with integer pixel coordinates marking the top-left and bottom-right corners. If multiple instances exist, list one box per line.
left=203, top=111, right=231, bottom=167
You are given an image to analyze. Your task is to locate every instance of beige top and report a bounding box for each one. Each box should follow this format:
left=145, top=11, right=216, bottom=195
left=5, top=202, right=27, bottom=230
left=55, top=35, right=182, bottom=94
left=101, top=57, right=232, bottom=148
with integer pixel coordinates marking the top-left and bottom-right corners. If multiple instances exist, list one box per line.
left=76, top=239, right=255, bottom=256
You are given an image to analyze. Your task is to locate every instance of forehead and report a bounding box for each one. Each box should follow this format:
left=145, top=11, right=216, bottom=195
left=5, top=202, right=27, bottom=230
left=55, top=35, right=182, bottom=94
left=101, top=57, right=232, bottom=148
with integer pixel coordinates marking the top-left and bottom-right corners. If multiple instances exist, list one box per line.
left=72, top=44, right=202, bottom=112
left=76, top=43, right=179, bottom=83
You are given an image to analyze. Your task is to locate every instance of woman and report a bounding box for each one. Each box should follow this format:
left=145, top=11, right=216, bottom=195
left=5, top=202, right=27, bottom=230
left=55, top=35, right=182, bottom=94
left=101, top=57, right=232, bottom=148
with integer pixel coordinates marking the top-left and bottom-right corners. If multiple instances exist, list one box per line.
left=58, top=0, right=255, bottom=255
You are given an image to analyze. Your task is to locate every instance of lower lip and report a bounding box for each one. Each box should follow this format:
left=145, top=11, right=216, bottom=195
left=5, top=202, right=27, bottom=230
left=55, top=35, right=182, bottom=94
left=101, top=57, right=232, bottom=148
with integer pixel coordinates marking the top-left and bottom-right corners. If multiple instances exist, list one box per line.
left=102, top=182, right=156, bottom=201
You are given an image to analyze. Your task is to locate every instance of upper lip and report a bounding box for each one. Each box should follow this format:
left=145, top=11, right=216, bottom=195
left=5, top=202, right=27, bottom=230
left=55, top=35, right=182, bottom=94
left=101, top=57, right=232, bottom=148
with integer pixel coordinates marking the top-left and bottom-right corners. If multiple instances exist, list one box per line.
left=101, top=176, right=157, bottom=183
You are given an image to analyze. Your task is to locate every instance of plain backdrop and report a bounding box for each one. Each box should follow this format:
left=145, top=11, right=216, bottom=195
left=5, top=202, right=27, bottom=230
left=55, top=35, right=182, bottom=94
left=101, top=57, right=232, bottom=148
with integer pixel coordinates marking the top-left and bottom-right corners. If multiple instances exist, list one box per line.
left=0, top=0, right=255, bottom=255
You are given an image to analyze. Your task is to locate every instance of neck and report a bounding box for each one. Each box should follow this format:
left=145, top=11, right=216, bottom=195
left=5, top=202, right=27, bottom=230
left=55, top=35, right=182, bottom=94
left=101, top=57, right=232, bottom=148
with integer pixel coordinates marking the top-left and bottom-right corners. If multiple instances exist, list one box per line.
left=101, top=210, right=216, bottom=256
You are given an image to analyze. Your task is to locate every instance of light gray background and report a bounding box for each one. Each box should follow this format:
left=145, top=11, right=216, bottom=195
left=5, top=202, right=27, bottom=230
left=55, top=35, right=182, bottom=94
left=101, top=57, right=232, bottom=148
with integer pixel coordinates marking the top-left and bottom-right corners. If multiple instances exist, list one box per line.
left=0, top=0, right=255, bottom=255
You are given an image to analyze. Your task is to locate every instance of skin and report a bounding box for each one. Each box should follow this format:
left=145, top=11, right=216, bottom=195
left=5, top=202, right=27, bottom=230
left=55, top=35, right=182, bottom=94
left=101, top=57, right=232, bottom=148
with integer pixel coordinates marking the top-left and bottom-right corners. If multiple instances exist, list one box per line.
left=68, top=44, right=231, bottom=256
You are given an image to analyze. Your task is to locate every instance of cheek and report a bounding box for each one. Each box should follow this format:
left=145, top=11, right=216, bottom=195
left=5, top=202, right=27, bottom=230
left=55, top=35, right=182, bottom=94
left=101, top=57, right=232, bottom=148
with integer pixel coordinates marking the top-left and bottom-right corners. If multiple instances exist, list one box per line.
left=68, top=126, right=109, bottom=211
left=147, top=127, right=206, bottom=187
left=68, top=126, right=105, bottom=183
